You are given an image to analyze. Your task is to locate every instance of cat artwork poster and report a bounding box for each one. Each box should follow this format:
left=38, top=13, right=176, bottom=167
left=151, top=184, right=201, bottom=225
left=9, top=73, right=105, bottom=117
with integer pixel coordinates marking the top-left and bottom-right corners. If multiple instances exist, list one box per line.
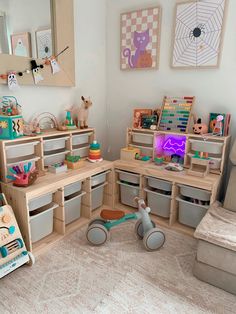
left=121, top=7, right=162, bottom=70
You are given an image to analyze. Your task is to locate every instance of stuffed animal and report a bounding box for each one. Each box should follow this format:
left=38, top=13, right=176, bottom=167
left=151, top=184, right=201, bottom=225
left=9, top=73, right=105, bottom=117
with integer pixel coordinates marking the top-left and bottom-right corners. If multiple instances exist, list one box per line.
left=77, top=96, right=92, bottom=129
left=193, top=118, right=208, bottom=135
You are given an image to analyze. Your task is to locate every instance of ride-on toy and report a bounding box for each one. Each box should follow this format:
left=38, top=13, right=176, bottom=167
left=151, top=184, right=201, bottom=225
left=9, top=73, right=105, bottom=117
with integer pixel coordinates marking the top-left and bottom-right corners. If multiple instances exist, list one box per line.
left=86, top=197, right=165, bottom=251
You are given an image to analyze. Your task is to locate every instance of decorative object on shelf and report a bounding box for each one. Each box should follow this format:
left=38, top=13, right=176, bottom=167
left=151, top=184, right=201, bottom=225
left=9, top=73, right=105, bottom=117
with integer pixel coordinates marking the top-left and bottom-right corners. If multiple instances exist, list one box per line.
left=165, top=162, right=184, bottom=172
left=141, top=115, right=157, bottom=129
left=75, top=96, right=92, bottom=129
left=120, top=147, right=141, bottom=161
left=50, top=57, right=61, bottom=74
left=65, top=155, right=84, bottom=170
left=30, top=112, right=59, bottom=131
left=31, top=60, right=44, bottom=85
left=7, top=162, right=38, bottom=187
left=133, top=109, right=152, bottom=128
left=11, top=32, right=32, bottom=57
left=64, top=110, right=77, bottom=130
left=208, top=113, right=231, bottom=136
left=86, top=197, right=165, bottom=251
left=0, top=96, right=22, bottom=116
left=35, top=28, right=52, bottom=59
left=154, top=156, right=164, bottom=166
left=7, top=72, right=20, bottom=91
left=135, top=153, right=151, bottom=162
left=48, top=162, right=67, bottom=174
left=193, top=117, right=208, bottom=135
left=172, top=0, right=228, bottom=69
left=88, top=140, right=103, bottom=163
left=121, top=7, right=162, bottom=70
left=158, top=96, right=194, bottom=133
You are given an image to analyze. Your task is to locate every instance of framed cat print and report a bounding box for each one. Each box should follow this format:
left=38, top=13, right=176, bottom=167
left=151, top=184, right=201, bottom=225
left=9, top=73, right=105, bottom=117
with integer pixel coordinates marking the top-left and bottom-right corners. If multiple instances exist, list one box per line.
left=120, top=6, right=162, bottom=70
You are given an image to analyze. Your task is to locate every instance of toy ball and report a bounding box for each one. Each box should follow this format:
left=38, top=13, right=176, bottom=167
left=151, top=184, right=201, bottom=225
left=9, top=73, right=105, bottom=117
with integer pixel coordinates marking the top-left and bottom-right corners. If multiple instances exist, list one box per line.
left=193, top=118, right=208, bottom=135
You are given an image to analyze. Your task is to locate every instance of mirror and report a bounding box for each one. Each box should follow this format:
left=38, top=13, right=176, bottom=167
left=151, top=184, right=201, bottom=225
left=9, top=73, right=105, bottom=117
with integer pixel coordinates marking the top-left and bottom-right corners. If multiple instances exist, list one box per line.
left=0, top=0, right=53, bottom=59
left=0, top=0, right=75, bottom=87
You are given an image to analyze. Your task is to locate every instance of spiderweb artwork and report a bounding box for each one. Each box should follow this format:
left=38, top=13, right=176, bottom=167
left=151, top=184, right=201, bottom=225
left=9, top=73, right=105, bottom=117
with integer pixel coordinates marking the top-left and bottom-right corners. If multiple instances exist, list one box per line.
left=36, top=29, right=52, bottom=59
left=172, top=0, right=227, bottom=68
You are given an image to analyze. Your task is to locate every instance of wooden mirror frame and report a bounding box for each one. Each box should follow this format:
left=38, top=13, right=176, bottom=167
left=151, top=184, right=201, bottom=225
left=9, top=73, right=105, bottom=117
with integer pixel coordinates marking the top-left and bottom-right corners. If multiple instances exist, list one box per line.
left=0, top=0, right=75, bottom=87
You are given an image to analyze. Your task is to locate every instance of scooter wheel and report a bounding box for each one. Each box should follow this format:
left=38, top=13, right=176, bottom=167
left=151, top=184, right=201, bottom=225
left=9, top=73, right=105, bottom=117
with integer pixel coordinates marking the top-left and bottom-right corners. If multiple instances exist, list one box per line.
left=143, top=228, right=165, bottom=251
left=86, top=224, right=109, bottom=246
left=135, top=219, right=156, bottom=239
left=88, top=218, right=107, bottom=227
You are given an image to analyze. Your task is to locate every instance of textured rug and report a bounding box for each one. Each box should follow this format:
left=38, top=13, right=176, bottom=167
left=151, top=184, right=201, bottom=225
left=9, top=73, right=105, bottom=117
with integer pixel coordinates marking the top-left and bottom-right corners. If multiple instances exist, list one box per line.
left=0, top=222, right=236, bottom=314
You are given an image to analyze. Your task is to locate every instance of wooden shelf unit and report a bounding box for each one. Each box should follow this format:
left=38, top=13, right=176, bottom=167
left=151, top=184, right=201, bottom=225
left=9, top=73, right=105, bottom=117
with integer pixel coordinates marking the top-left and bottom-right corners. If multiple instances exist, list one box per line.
left=1, top=160, right=113, bottom=253
left=0, top=128, right=95, bottom=183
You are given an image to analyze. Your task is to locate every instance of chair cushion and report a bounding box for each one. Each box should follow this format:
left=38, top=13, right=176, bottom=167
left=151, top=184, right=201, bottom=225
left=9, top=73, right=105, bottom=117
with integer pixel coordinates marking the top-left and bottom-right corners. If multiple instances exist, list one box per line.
left=224, top=167, right=236, bottom=212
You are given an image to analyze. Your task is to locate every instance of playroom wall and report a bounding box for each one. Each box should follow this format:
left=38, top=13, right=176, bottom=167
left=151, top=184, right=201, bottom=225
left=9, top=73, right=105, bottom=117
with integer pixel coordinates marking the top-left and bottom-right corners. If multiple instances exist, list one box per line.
left=106, top=0, right=236, bottom=160
left=0, top=0, right=108, bottom=154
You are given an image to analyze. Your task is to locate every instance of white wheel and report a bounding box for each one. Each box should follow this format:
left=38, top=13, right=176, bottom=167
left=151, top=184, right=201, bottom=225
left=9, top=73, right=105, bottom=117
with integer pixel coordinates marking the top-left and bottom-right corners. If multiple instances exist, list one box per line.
left=135, top=219, right=156, bottom=239
left=86, top=224, right=109, bottom=246
left=88, top=218, right=106, bottom=227
left=143, top=228, right=165, bottom=252
left=27, top=251, right=35, bottom=266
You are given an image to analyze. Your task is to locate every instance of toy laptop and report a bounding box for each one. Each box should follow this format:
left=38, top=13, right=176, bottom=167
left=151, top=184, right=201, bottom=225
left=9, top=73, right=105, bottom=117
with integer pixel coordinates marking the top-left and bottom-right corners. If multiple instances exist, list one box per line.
left=0, top=194, right=34, bottom=278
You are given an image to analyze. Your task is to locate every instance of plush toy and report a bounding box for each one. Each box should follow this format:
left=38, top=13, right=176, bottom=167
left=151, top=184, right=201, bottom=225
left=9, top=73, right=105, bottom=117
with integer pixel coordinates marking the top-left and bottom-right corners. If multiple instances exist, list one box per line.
left=193, top=118, right=208, bottom=135
left=77, top=96, right=92, bottom=129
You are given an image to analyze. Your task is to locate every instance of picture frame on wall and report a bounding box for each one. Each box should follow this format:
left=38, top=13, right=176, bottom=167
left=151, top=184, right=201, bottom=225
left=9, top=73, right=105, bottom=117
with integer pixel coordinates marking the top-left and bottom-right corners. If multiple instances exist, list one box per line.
left=120, top=6, right=162, bottom=70
left=11, top=32, right=32, bottom=57
left=171, top=0, right=228, bottom=69
left=35, top=28, right=53, bottom=59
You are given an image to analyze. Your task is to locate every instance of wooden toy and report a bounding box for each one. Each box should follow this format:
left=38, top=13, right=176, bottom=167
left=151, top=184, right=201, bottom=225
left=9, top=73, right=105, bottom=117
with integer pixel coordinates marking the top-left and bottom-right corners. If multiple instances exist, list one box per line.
left=86, top=197, right=165, bottom=251
left=120, top=147, right=140, bottom=161
left=64, top=110, right=77, bottom=130
left=65, top=155, right=84, bottom=169
left=0, top=193, right=35, bottom=278
left=0, top=114, right=24, bottom=139
left=7, top=162, right=38, bottom=187
left=193, top=118, right=208, bottom=135
left=48, top=162, right=68, bottom=174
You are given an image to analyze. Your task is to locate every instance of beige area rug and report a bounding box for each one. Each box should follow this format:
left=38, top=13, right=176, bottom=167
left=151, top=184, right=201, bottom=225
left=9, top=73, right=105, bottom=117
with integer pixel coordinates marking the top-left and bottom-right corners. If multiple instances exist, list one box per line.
left=0, top=222, right=236, bottom=314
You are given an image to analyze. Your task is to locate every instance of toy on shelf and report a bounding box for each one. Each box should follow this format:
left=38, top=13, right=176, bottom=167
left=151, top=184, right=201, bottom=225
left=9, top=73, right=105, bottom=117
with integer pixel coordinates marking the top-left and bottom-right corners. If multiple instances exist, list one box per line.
left=154, top=156, right=164, bottom=166
left=192, top=117, right=208, bottom=135
left=88, top=140, right=103, bottom=162
left=75, top=96, right=92, bottom=129
left=187, top=151, right=210, bottom=177
left=48, top=162, right=67, bottom=174
left=0, top=193, right=35, bottom=278
left=120, top=147, right=140, bottom=161
left=165, top=162, right=184, bottom=172
left=64, top=110, right=77, bottom=130
left=29, top=112, right=59, bottom=135
left=86, top=197, right=165, bottom=251
left=6, top=162, right=38, bottom=187
left=135, top=153, right=151, bottom=162
left=65, top=155, right=84, bottom=170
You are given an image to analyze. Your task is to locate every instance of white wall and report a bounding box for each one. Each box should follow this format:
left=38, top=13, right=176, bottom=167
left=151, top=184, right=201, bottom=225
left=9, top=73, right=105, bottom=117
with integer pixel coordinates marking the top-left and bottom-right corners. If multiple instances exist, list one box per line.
left=0, top=0, right=108, bottom=154
left=107, top=0, right=236, bottom=160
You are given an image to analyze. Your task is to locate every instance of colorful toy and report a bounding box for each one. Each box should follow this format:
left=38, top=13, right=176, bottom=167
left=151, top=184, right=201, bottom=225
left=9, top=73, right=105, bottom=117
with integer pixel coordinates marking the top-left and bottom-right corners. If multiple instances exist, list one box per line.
left=165, top=162, right=184, bottom=172
left=77, top=96, right=92, bottom=129
left=135, top=153, right=151, bottom=161
left=88, top=140, right=103, bottom=162
left=64, top=110, right=77, bottom=130
left=6, top=162, right=38, bottom=187
left=193, top=118, right=208, bottom=135
left=86, top=197, right=165, bottom=251
left=0, top=193, right=35, bottom=278
left=48, top=162, right=67, bottom=174
left=120, top=147, right=141, bottom=161
left=154, top=156, right=164, bottom=166
left=65, top=155, right=84, bottom=169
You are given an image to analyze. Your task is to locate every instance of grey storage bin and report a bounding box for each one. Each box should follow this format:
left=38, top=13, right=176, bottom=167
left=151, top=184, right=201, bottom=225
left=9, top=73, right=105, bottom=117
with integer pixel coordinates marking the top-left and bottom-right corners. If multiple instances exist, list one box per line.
left=132, top=132, right=153, bottom=145
left=64, top=181, right=82, bottom=197
left=146, top=177, right=172, bottom=192
left=72, top=146, right=89, bottom=158
left=189, top=139, right=223, bottom=155
left=6, top=141, right=39, bottom=159
left=91, top=183, right=106, bottom=211
left=28, top=193, right=53, bottom=211
left=118, top=181, right=139, bottom=208
left=177, top=197, right=208, bottom=228
left=117, top=170, right=140, bottom=185
left=43, top=137, right=69, bottom=153
left=72, top=132, right=92, bottom=146
left=30, top=204, right=56, bottom=243
left=44, top=151, right=68, bottom=166
left=178, top=184, right=211, bottom=201
left=91, top=171, right=109, bottom=187
left=64, top=191, right=85, bottom=224
left=145, top=188, right=171, bottom=218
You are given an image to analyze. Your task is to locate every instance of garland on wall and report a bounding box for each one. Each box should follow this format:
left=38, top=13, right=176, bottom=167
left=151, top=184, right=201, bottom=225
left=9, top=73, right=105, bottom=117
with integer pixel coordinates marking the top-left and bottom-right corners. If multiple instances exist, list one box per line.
left=0, top=46, right=69, bottom=90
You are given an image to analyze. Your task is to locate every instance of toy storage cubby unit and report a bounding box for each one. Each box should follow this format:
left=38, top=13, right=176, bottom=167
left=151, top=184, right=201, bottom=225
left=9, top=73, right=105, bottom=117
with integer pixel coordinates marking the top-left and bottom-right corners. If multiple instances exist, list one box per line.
left=1, top=160, right=113, bottom=253
left=0, top=128, right=95, bottom=182
left=114, top=159, right=222, bottom=236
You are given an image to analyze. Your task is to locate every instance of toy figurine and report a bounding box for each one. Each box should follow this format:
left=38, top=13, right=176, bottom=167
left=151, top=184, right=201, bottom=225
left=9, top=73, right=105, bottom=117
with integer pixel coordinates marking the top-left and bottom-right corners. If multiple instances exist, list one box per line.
left=193, top=118, right=208, bottom=135
left=77, top=96, right=92, bottom=129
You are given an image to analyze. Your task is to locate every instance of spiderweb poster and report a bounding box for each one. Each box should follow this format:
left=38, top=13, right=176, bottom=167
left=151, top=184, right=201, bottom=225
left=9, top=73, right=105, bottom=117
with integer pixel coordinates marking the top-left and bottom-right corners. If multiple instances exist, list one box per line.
left=172, top=0, right=227, bottom=68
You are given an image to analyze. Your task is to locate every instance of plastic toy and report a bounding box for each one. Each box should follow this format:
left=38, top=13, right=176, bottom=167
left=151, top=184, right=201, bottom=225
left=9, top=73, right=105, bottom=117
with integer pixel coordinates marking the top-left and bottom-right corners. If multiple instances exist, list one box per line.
left=88, top=140, right=103, bottom=162
left=193, top=118, right=208, bottom=135
left=64, top=110, right=77, bottom=130
left=6, top=162, right=38, bottom=187
left=86, top=197, right=165, bottom=251
left=165, top=162, right=184, bottom=172
left=135, top=153, right=151, bottom=162
left=77, top=96, right=92, bottom=129
left=0, top=193, right=35, bottom=278
left=48, top=162, right=67, bottom=174
left=154, top=156, right=164, bottom=166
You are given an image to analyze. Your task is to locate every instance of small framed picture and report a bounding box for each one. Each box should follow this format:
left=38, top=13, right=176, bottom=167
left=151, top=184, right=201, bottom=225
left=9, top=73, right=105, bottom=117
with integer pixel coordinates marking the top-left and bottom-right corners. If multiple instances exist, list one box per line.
left=133, top=109, right=152, bottom=128
left=11, top=32, right=32, bottom=57
left=35, top=28, right=53, bottom=59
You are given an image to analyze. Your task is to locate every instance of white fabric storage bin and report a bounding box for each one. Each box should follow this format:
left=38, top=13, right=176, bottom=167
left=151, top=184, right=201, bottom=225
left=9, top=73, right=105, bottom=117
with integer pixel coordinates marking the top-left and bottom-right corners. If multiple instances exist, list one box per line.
left=177, top=185, right=211, bottom=201
left=189, top=139, right=223, bottom=155
left=43, top=137, right=69, bottom=152
left=132, top=132, right=153, bottom=145
left=64, top=181, right=82, bottom=197
left=117, top=170, right=140, bottom=185
left=6, top=141, right=39, bottom=159
left=72, top=133, right=92, bottom=146
left=64, top=192, right=85, bottom=224
left=91, top=171, right=109, bottom=187
left=30, top=205, right=55, bottom=243
left=91, top=183, right=106, bottom=211
left=146, top=177, right=172, bottom=192
left=118, top=181, right=139, bottom=208
left=72, top=146, right=89, bottom=158
left=28, top=193, right=53, bottom=211
left=145, top=188, right=171, bottom=218
left=177, top=197, right=208, bottom=228
left=44, top=152, right=67, bottom=167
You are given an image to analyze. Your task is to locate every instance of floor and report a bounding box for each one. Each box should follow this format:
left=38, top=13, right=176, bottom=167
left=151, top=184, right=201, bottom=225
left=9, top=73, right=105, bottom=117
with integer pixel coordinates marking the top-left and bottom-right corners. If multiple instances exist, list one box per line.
left=1, top=222, right=236, bottom=314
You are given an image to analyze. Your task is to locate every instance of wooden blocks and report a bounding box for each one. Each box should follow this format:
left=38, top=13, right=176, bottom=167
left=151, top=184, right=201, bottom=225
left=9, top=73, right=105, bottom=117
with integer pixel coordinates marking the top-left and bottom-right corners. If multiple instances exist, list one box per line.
left=120, top=147, right=140, bottom=161
left=188, top=157, right=210, bottom=178
left=65, top=160, right=84, bottom=170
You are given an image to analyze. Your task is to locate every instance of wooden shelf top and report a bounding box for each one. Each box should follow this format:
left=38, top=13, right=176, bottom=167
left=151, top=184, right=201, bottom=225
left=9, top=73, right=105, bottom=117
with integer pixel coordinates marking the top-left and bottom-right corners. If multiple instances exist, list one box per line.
left=114, top=159, right=220, bottom=190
